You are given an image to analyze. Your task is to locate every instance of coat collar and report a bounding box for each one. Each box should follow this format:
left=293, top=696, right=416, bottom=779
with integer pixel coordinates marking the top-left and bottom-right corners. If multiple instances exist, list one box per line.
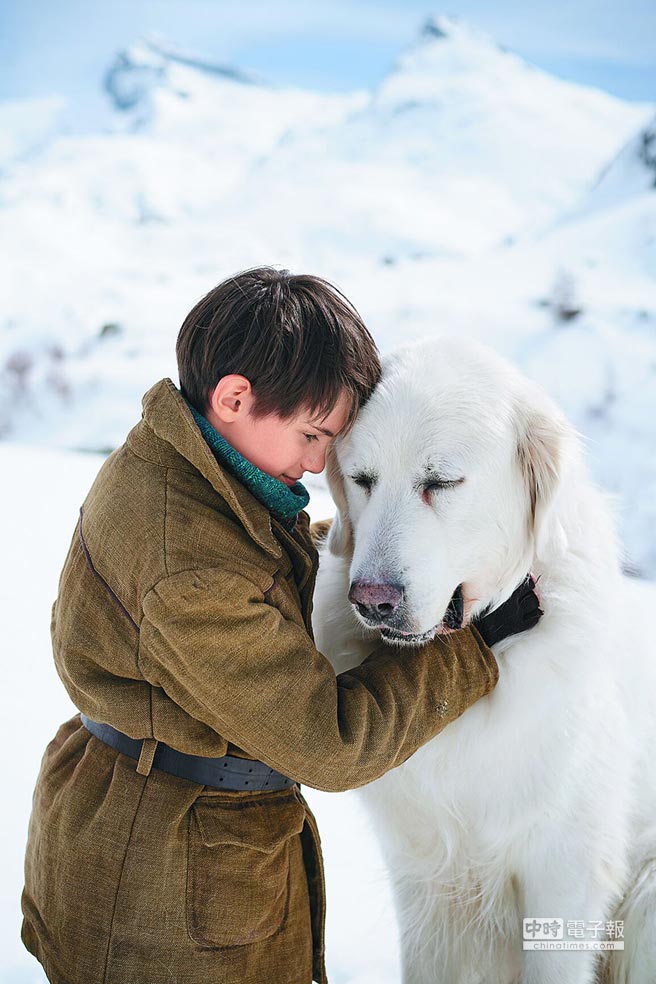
left=184, top=400, right=310, bottom=523
left=138, top=378, right=285, bottom=561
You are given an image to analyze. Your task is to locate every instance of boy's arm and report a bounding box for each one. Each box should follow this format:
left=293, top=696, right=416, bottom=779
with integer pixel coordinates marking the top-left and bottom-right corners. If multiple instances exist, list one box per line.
left=139, top=567, right=498, bottom=793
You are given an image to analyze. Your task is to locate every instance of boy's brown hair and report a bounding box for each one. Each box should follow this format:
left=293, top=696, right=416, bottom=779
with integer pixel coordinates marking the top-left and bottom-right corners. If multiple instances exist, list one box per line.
left=176, top=266, right=381, bottom=432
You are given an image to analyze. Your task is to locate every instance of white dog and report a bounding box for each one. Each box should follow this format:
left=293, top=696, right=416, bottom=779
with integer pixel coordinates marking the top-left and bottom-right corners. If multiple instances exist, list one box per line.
left=312, top=338, right=656, bottom=984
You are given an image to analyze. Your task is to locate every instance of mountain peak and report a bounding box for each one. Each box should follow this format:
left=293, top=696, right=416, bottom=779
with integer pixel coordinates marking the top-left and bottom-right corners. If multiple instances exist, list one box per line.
left=140, top=34, right=260, bottom=85
left=420, top=16, right=451, bottom=41
left=103, top=34, right=260, bottom=114
left=374, top=13, right=519, bottom=110
left=416, top=14, right=491, bottom=49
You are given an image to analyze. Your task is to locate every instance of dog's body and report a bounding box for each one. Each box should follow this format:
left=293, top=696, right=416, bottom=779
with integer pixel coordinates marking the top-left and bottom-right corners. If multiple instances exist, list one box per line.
left=312, top=339, right=656, bottom=984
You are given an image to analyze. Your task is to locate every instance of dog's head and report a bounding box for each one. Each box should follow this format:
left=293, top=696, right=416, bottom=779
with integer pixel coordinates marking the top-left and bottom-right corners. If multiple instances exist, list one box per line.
left=324, top=338, right=574, bottom=646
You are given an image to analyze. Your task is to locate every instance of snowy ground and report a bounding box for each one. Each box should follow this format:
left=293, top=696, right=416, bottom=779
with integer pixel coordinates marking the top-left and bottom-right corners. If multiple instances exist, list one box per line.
left=0, top=443, right=400, bottom=984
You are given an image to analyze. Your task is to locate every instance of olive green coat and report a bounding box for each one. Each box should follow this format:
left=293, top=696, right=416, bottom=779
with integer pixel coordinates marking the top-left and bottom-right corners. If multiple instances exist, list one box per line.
left=21, top=377, right=499, bottom=984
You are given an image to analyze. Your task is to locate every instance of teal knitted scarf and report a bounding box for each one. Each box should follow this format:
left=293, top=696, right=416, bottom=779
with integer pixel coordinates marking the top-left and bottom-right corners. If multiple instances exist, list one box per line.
left=185, top=400, right=310, bottom=526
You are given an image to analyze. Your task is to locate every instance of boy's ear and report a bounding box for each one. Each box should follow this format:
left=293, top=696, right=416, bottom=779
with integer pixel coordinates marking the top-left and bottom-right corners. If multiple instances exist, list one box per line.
left=325, top=442, right=354, bottom=558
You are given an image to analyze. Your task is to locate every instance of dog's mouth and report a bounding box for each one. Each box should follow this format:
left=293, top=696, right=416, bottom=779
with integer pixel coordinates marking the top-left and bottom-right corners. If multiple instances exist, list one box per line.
left=379, top=625, right=440, bottom=645
left=378, top=584, right=465, bottom=646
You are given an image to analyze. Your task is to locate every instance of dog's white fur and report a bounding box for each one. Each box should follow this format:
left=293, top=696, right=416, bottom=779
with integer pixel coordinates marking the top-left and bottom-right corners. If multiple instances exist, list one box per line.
left=312, top=338, right=656, bottom=984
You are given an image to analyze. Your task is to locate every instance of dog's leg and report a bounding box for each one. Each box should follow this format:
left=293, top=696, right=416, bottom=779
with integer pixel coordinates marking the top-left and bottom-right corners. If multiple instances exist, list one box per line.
left=598, top=849, right=656, bottom=984
left=392, top=873, right=523, bottom=984
left=519, top=850, right=626, bottom=984
left=390, top=872, right=467, bottom=984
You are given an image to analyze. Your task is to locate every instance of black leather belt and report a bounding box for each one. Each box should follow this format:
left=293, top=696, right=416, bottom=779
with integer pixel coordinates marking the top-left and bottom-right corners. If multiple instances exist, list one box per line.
left=79, top=714, right=297, bottom=791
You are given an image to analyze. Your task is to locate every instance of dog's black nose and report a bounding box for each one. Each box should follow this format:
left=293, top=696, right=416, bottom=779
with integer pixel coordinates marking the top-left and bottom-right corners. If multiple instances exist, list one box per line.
left=348, top=581, right=404, bottom=622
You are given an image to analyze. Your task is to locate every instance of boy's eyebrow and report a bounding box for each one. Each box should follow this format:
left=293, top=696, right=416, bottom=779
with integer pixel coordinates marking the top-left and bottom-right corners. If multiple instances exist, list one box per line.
left=304, top=416, right=335, bottom=437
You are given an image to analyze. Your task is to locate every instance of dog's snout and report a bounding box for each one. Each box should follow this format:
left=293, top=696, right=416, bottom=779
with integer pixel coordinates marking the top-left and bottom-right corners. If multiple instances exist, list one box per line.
left=348, top=581, right=404, bottom=621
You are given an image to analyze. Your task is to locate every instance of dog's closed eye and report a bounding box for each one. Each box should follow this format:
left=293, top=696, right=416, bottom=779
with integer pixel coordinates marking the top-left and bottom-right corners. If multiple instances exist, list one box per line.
left=421, top=476, right=465, bottom=506
left=423, top=477, right=465, bottom=493
left=351, top=472, right=377, bottom=493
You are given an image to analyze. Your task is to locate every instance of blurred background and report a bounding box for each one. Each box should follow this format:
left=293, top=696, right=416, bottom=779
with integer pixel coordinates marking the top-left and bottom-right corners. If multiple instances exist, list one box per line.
left=1, top=2, right=654, bottom=982
left=1, top=0, right=655, bottom=573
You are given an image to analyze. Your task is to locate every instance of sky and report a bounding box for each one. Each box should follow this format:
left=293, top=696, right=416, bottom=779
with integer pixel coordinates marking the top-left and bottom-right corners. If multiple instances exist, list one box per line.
left=0, top=0, right=654, bottom=131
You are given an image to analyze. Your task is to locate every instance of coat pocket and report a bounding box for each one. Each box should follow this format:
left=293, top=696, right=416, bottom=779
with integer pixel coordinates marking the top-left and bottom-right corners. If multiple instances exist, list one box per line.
left=186, top=789, right=307, bottom=948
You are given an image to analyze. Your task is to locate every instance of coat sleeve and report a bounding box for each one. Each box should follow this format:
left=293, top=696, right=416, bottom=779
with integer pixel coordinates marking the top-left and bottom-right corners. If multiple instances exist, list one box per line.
left=139, top=567, right=499, bottom=792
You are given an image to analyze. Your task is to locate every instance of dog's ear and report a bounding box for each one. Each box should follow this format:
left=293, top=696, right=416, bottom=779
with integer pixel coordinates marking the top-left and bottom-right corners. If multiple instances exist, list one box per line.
left=515, top=398, right=570, bottom=559
left=324, top=441, right=353, bottom=558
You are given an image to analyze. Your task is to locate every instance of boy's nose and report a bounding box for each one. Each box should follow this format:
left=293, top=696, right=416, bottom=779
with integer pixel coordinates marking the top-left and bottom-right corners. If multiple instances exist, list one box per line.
left=302, top=447, right=327, bottom=474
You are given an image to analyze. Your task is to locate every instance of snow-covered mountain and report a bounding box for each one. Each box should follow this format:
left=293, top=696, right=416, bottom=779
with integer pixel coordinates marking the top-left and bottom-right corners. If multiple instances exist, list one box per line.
left=0, top=14, right=655, bottom=573
left=0, top=96, right=69, bottom=171
left=236, top=15, right=647, bottom=257
left=102, top=35, right=363, bottom=194
left=584, top=113, right=656, bottom=212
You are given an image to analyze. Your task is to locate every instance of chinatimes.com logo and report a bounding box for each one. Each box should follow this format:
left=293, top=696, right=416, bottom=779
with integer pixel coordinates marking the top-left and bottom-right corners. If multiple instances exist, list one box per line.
left=523, top=918, right=624, bottom=951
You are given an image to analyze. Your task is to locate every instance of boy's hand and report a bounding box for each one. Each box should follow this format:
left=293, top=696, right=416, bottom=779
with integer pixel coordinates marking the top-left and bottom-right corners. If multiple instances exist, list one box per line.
left=472, top=575, right=543, bottom=647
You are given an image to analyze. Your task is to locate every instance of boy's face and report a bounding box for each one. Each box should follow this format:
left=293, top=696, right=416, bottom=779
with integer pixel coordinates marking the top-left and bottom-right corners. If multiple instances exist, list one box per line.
left=206, top=377, right=351, bottom=486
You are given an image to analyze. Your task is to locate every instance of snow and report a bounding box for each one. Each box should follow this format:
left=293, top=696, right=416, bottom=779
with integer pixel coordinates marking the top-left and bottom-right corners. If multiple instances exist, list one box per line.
left=584, top=115, right=656, bottom=213
left=0, top=96, right=68, bottom=168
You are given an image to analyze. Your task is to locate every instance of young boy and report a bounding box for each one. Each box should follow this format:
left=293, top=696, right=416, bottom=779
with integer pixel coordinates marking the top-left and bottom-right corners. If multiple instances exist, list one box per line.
left=21, top=267, right=541, bottom=984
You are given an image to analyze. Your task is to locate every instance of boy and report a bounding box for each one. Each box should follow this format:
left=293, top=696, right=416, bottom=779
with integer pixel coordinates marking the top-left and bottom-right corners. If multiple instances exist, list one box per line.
left=21, top=267, right=541, bottom=984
